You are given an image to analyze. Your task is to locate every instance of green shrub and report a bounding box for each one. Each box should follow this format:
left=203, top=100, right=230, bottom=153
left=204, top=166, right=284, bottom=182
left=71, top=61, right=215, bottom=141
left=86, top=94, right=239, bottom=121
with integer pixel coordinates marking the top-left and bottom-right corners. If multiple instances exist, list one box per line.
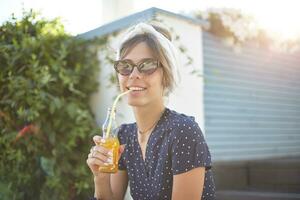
left=0, top=10, right=106, bottom=199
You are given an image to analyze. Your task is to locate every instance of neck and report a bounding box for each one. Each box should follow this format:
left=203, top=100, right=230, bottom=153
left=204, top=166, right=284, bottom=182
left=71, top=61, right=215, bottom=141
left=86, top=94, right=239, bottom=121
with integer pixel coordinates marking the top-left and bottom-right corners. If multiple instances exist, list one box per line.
left=133, top=102, right=165, bottom=135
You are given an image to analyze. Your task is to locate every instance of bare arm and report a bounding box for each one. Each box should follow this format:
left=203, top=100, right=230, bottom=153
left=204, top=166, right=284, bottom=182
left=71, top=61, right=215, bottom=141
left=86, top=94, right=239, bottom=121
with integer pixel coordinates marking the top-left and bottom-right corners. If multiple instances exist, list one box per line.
left=172, top=167, right=205, bottom=200
left=111, top=170, right=128, bottom=200
left=93, top=170, right=128, bottom=200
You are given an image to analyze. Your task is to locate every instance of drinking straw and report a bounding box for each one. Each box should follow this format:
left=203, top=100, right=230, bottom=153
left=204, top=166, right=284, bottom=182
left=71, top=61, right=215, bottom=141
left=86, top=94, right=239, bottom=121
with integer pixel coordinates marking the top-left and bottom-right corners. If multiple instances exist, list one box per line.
left=105, top=90, right=131, bottom=138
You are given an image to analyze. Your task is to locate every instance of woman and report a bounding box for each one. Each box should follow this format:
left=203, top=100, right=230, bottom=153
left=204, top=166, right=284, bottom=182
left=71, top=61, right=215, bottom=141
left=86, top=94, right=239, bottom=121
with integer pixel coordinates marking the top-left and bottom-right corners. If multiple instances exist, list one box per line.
left=87, top=22, right=216, bottom=200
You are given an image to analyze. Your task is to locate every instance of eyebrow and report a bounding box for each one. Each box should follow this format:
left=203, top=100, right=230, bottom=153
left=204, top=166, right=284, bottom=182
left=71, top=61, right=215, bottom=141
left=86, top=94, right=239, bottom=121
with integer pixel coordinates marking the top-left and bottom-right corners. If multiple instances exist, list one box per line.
left=121, top=58, right=157, bottom=64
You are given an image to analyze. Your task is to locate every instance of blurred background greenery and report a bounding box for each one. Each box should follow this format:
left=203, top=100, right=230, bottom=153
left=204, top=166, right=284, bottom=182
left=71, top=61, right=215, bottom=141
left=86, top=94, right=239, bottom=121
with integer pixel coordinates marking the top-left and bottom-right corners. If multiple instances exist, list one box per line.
left=0, top=10, right=107, bottom=199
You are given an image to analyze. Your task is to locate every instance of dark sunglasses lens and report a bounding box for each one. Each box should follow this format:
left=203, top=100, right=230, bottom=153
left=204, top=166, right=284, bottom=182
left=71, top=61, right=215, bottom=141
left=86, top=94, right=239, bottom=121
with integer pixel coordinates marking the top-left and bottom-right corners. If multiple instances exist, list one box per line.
left=139, top=60, right=158, bottom=75
left=115, top=61, right=132, bottom=75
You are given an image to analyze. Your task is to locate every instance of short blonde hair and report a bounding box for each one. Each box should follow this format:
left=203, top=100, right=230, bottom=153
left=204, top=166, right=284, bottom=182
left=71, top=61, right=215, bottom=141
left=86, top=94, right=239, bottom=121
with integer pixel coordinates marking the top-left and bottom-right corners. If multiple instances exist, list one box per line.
left=118, top=23, right=175, bottom=95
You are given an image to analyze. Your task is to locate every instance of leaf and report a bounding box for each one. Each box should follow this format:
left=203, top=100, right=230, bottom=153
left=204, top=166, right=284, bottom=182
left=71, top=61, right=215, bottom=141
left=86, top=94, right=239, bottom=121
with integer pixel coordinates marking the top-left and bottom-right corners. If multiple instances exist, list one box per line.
left=40, top=156, right=54, bottom=176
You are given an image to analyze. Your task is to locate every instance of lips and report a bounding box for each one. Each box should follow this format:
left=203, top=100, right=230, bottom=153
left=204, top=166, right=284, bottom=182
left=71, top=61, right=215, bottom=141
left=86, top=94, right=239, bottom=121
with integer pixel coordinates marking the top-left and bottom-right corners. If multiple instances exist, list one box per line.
left=127, top=86, right=147, bottom=91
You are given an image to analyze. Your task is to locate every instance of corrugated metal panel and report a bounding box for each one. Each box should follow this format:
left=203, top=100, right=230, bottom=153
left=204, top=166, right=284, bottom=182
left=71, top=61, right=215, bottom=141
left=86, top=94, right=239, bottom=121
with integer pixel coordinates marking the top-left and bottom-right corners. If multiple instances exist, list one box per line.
left=203, top=32, right=300, bottom=161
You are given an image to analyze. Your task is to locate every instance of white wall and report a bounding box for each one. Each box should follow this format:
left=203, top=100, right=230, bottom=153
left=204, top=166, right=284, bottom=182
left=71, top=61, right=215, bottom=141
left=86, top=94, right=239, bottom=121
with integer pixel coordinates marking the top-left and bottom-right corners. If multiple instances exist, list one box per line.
left=157, top=14, right=205, bottom=132
left=90, top=14, right=205, bottom=133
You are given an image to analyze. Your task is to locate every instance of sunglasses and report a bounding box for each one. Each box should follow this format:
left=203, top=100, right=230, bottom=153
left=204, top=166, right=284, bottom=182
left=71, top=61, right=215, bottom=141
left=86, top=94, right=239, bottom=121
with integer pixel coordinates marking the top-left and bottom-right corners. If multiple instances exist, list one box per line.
left=114, top=58, right=160, bottom=76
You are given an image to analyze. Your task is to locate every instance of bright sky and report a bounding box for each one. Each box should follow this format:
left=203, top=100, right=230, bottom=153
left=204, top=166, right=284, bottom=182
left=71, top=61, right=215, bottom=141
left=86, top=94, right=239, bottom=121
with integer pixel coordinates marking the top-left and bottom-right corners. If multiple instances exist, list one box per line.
left=1, top=0, right=300, bottom=40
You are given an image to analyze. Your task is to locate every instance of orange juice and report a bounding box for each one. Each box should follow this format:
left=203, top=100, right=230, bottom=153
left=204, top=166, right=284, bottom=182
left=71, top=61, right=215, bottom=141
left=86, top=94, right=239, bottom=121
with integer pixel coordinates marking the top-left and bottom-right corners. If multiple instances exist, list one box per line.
left=98, top=137, right=120, bottom=173
left=98, top=91, right=131, bottom=173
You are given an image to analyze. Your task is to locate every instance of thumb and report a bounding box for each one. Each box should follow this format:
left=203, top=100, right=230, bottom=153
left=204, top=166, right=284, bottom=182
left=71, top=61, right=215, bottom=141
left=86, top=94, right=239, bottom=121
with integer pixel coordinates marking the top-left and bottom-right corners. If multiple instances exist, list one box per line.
left=93, top=135, right=102, bottom=145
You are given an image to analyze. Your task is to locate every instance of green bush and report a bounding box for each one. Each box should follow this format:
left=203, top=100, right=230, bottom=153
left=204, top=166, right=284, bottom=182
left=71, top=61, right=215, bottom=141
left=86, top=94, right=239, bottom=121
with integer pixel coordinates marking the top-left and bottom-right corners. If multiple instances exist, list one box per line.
left=0, top=10, right=106, bottom=199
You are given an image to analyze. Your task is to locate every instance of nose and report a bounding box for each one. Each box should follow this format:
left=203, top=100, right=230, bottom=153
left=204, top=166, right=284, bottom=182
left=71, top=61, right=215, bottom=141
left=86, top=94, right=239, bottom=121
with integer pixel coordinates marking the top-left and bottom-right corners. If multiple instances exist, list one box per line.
left=129, top=66, right=142, bottom=79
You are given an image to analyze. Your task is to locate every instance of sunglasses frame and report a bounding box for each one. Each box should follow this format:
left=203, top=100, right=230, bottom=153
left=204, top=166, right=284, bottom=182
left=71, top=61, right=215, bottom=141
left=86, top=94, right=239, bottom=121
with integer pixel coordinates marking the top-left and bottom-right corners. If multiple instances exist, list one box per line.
left=114, top=58, right=160, bottom=76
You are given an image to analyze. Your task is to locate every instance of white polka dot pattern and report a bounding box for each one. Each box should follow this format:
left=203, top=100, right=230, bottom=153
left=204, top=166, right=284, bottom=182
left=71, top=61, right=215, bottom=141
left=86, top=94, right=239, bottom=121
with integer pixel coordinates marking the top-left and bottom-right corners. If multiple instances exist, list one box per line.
left=117, top=108, right=216, bottom=200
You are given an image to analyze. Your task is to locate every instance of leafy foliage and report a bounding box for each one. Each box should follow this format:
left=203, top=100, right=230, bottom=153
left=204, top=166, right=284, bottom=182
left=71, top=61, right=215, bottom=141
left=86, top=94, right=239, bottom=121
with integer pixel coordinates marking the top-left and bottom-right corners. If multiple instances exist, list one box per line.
left=0, top=10, right=106, bottom=199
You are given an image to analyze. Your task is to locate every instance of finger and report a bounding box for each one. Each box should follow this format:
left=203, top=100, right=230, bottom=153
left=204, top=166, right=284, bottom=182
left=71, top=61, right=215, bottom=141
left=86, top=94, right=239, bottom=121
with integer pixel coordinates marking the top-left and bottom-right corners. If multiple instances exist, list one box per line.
left=88, top=152, right=92, bottom=158
left=118, top=144, right=126, bottom=154
left=88, top=149, right=108, bottom=164
left=93, top=145, right=110, bottom=155
left=91, top=151, right=110, bottom=162
left=87, top=151, right=109, bottom=164
left=90, top=146, right=95, bottom=153
left=93, top=135, right=102, bottom=145
left=89, top=145, right=109, bottom=156
left=87, top=157, right=106, bottom=166
left=90, top=146, right=98, bottom=153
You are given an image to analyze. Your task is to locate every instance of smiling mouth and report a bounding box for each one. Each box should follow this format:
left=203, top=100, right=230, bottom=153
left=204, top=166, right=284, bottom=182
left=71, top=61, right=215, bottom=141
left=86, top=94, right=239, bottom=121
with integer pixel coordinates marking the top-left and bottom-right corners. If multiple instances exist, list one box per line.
left=127, top=86, right=147, bottom=91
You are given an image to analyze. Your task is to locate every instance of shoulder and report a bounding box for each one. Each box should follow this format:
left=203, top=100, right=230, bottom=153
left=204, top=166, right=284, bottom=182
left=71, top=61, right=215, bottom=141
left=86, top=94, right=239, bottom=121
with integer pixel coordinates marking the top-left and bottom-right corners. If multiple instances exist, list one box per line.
left=117, top=123, right=135, bottom=144
left=166, top=109, right=204, bottom=142
left=167, top=109, right=212, bottom=173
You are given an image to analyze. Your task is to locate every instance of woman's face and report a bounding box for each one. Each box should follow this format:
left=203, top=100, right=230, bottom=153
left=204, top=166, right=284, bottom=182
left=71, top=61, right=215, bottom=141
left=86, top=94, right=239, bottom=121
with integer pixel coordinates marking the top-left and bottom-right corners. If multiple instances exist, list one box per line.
left=118, top=42, right=164, bottom=107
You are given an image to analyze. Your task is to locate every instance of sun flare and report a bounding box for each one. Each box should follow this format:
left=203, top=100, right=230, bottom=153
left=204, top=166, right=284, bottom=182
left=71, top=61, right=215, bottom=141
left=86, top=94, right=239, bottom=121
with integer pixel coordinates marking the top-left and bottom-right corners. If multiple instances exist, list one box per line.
left=254, top=3, right=300, bottom=41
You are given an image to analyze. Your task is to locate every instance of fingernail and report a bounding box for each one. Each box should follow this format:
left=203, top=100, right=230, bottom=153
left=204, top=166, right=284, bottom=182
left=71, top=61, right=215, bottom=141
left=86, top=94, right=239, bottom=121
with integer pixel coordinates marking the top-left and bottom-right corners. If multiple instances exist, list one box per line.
left=94, top=135, right=101, bottom=141
left=107, top=151, right=113, bottom=156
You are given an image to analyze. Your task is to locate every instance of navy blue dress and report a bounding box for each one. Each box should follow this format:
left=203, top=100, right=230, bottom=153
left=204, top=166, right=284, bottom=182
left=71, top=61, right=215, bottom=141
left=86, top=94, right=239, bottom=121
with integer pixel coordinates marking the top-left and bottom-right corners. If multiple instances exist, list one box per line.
left=118, top=108, right=216, bottom=200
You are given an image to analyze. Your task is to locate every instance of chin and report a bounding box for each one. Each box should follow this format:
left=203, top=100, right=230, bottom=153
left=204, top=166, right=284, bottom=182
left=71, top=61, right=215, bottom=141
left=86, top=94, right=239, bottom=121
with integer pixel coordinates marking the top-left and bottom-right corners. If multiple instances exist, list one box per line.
left=127, top=99, right=148, bottom=107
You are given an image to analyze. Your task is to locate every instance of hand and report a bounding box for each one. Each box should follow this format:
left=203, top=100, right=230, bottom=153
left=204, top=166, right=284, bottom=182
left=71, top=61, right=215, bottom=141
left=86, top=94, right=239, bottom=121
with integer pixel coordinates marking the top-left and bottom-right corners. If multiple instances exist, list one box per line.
left=86, top=135, right=125, bottom=177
